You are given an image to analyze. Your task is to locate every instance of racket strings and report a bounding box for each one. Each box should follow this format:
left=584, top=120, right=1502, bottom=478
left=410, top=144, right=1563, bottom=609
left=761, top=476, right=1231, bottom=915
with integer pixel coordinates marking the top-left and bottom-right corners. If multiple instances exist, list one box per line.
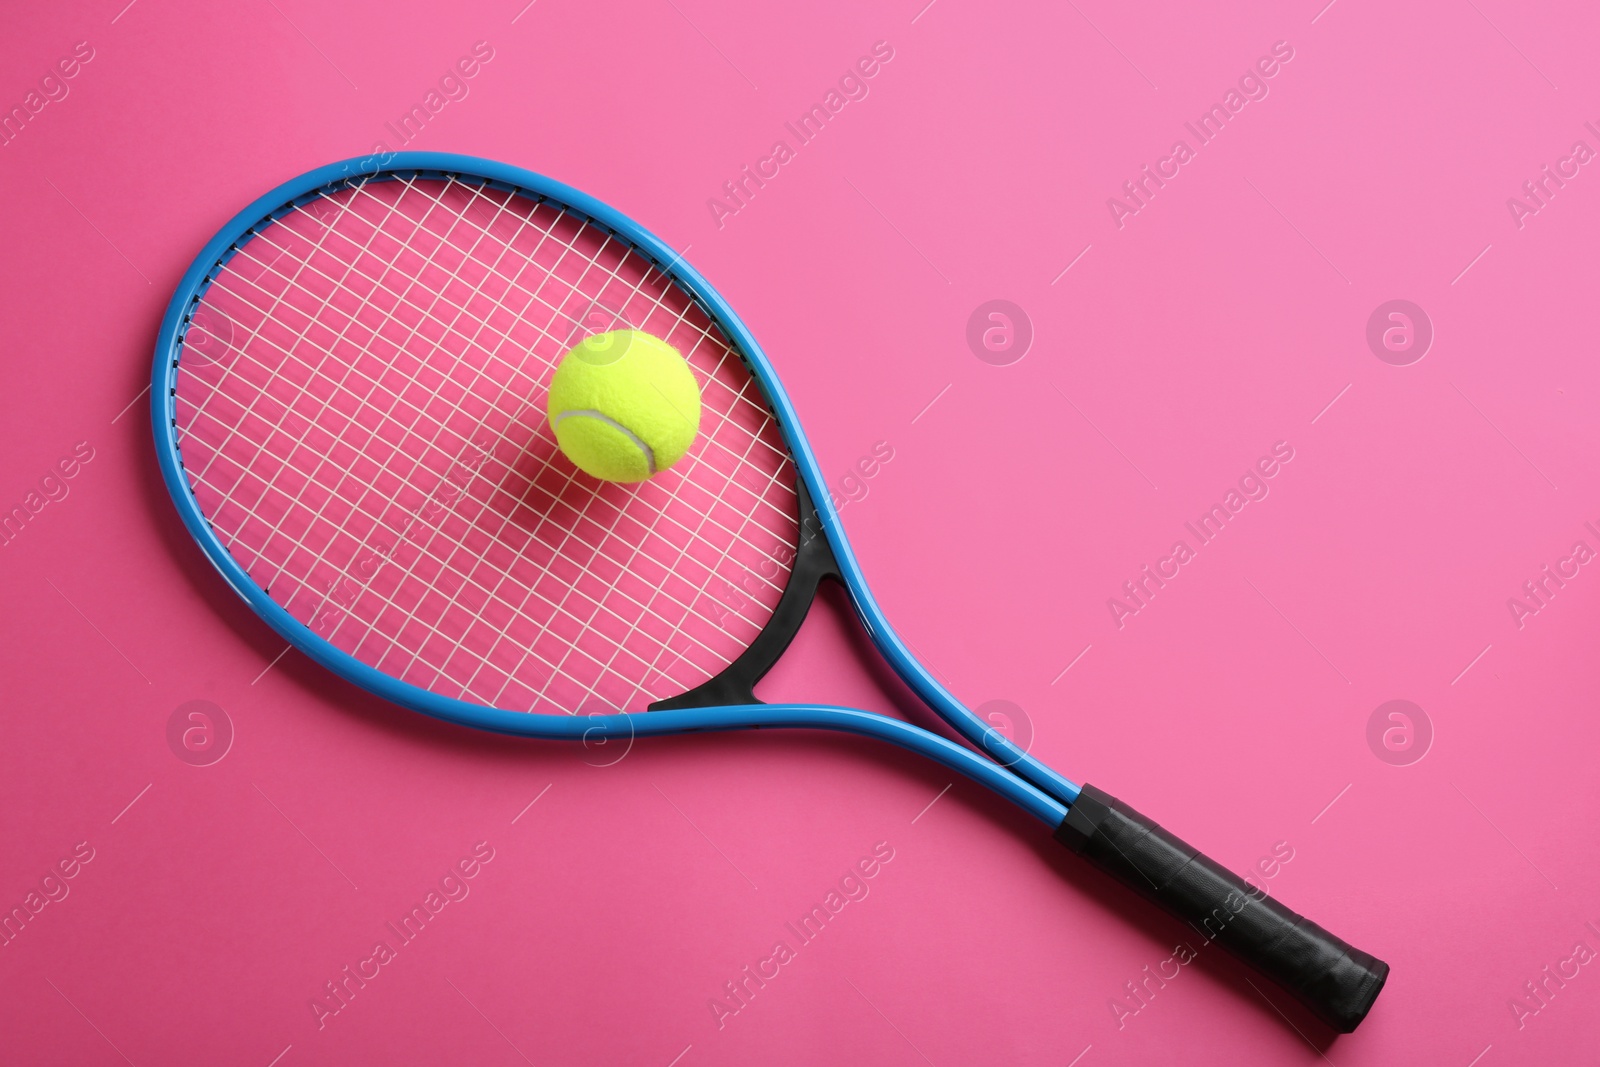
left=272, top=181, right=684, bottom=694
left=175, top=173, right=799, bottom=712
left=200, top=184, right=793, bottom=710
left=332, top=181, right=702, bottom=701
left=191, top=193, right=785, bottom=707
left=200, top=179, right=798, bottom=655
left=337, top=179, right=793, bottom=700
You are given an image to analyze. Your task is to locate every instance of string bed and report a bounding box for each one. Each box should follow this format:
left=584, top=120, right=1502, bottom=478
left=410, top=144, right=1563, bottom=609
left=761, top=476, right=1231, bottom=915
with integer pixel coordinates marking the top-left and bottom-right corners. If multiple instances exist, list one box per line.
left=173, top=173, right=798, bottom=714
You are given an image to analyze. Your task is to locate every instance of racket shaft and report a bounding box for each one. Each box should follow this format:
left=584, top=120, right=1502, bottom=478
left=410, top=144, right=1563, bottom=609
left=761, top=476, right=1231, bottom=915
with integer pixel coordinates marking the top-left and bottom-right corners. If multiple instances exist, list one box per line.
left=1056, top=785, right=1387, bottom=1032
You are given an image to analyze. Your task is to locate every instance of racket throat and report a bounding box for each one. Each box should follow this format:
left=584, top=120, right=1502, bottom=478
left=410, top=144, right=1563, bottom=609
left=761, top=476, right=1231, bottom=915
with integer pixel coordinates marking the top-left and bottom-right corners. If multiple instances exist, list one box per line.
left=650, top=480, right=839, bottom=711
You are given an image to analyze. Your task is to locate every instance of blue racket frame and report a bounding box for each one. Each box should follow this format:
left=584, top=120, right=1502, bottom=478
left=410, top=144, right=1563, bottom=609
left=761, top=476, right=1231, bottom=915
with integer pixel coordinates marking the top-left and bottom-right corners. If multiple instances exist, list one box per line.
left=150, top=151, right=1080, bottom=827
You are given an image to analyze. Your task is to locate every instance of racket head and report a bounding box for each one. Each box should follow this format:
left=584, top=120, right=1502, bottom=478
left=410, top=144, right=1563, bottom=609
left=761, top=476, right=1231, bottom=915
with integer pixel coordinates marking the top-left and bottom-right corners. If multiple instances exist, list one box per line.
left=152, top=153, right=857, bottom=738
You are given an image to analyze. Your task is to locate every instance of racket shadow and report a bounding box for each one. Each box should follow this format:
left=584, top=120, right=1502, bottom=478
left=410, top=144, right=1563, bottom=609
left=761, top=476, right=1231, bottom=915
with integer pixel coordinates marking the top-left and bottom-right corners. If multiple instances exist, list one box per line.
left=135, top=428, right=1340, bottom=1045
left=1019, top=825, right=1347, bottom=1048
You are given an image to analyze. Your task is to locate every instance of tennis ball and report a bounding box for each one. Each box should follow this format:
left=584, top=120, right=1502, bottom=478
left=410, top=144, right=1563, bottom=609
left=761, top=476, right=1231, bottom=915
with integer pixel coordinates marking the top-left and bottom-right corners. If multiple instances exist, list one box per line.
left=547, top=330, right=701, bottom=482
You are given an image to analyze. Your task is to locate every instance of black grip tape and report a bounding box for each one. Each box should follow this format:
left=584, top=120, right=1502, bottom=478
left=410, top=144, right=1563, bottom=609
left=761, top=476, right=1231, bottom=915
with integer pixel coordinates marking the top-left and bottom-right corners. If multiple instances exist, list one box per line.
left=1056, top=785, right=1387, bottom=1033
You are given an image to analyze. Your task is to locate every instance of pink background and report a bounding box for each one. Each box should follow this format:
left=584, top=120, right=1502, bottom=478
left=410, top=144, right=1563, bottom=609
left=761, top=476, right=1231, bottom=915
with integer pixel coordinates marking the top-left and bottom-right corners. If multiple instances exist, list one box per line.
left=2, top=0, right=1597, bottom=1063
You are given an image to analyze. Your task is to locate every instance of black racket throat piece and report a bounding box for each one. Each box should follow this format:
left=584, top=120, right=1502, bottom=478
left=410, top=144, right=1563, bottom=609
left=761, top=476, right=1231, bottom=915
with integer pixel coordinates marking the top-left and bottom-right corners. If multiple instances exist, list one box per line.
left=649, top=478, right=840, bottom=711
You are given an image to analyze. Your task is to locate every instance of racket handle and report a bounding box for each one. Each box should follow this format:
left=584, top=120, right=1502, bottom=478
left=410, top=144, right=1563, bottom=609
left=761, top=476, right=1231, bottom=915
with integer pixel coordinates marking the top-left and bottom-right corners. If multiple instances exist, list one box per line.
left=1056, top=784, right=1387, bottom=1032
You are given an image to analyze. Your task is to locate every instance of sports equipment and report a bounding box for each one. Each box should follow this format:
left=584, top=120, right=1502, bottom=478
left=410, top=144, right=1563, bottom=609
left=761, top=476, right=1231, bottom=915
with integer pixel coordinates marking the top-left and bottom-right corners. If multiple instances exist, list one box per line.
left=547, top=329, right=701, bottom=482
left=151, top=153, right=1387, bottom=1032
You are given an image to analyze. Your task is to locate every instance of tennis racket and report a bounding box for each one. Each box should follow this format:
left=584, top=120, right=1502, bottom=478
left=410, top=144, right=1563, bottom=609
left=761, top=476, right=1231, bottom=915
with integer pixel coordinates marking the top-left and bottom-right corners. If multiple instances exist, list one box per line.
left=151, top=152, right=1387, bottom=1032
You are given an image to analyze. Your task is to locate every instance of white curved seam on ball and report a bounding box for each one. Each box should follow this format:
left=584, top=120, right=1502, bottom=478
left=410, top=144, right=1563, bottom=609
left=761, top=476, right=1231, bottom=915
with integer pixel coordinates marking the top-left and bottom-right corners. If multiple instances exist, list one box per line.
left=553, top=409, right=658, bottom=474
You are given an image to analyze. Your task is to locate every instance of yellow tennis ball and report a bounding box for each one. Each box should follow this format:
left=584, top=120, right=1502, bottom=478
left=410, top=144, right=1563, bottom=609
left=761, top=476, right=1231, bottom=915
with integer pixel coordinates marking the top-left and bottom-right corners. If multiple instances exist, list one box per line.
left=547, top=330, right=702, bottom=482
